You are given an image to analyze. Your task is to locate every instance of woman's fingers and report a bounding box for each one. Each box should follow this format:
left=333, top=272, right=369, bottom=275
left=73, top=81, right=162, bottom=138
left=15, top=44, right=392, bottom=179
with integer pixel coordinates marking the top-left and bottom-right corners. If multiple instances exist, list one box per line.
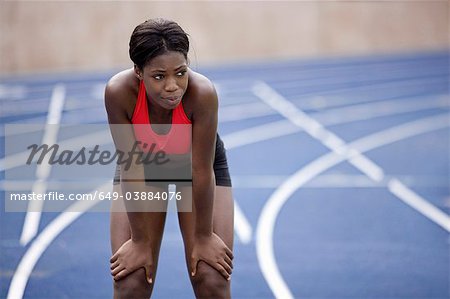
left=215, top=233, right=233, bottom=260
left=225, top=246, right=234, bottom=260
left=218, top=259, right=232, bottom=276
left=114, top=268, right=130, bottom=281
left=110, top=252, right=118, bottom=263
left=110, top=260, right=119, bottom=270
left=111, top=264, right=125, bottom=276
left=223, top=255, right=233, bottom=269
left=214, top=263, right=231, bottom=280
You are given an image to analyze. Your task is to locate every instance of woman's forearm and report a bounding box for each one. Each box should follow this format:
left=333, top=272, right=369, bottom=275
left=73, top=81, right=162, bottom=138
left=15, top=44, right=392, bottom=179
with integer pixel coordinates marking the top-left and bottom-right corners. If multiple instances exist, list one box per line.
left=120, top=163, right=152, bottom=242
left=192, top=169, right=215, bottom=237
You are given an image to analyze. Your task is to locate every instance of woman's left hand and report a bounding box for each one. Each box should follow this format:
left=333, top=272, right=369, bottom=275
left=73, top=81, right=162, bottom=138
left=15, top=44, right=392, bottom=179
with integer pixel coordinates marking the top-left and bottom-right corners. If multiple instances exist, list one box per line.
left=190, top=232, right=233, bottom=280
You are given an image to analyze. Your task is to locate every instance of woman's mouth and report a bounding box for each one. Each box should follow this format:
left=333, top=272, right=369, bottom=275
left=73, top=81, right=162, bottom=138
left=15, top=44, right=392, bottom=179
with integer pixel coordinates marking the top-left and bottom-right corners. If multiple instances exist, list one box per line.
left=162, top=96, right=181, bottom=106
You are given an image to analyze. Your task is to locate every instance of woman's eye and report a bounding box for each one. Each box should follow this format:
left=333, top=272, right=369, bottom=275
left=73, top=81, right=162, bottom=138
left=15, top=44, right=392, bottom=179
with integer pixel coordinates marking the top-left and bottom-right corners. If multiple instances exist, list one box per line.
left=177, top=70, right=187, bottom=77
left=153, top=75, right=164, bottom=80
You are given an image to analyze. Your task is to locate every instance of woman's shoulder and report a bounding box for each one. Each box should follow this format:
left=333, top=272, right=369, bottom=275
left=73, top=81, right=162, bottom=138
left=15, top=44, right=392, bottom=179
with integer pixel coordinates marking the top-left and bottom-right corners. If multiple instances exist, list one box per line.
left=104, top=68, right=139, bottom=120
left=185, top=69, right=218, bottom=110
left=187, top=69, right=215, bottom=96
left=105, top=68, right=139, bottom=99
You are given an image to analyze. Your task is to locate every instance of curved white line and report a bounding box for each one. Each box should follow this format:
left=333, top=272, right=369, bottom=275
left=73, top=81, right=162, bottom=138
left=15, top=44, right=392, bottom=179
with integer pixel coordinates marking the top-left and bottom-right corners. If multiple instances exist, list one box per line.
left=7, top=182, right=111, bottom=299
left=21, top=84, right=66, bottom=246
left=6, top=113, right=448, bottom=299
left=5, top=123, right=258, bottom=299
left=6, top=187, right=253, bottom=299
left=256, top=113, right=450, bottom=299
left=3, top=93, right=447, bottom=171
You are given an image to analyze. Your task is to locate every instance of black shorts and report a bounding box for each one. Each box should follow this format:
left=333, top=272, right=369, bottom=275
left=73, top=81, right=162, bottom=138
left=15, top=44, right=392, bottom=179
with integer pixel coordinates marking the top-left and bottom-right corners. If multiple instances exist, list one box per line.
left=113, top=133, right=232, bottom=187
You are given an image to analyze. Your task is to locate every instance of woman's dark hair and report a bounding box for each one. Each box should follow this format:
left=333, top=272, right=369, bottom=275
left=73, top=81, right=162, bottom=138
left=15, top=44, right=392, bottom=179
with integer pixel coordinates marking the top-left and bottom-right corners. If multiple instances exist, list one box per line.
left=129, top=18, right=189, bottom=70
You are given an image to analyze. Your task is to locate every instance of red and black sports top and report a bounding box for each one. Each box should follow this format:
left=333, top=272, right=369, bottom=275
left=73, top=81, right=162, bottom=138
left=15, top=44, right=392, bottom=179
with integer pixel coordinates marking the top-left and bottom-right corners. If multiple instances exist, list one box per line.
left=132, top=80, right=192, bottom=154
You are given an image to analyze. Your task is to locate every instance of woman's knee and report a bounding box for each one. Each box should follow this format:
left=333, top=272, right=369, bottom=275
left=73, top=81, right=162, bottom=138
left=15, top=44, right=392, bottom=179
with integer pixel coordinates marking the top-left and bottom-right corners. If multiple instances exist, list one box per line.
left=191, top=261, right=230, bottom=298
left=113, top=268, right=152, bottom=299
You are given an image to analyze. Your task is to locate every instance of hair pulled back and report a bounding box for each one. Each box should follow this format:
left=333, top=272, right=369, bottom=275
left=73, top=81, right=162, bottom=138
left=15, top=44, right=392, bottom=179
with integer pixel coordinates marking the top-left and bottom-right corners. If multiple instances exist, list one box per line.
left=129, top=18, right=189, bottom=70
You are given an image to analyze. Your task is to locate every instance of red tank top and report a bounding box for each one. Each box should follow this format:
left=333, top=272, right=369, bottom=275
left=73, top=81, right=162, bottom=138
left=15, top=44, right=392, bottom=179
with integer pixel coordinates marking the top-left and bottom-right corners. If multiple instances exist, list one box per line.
left=132, top=80, right=192, bottom=154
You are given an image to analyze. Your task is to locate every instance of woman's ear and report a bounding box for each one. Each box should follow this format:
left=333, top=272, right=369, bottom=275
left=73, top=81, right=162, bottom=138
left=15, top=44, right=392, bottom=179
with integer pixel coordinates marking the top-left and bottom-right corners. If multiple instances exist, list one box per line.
left=134, top=65, right=142, bottom=80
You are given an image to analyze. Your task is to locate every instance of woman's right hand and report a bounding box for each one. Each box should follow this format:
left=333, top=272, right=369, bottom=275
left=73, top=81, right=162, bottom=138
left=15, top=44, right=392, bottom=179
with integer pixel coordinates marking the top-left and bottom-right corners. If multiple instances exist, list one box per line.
left=190, top=232, right=233, bottom=280
left=110, top=239, right=154, bottom=284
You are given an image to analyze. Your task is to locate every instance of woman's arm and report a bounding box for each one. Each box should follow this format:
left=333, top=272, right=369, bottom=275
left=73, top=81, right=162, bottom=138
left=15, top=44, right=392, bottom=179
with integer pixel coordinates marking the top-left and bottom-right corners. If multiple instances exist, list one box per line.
left=191, top=82, right=217, bottom=237
left=190, top=78, right=234, bottom=279
left=105, top=74, right=154, bottom=284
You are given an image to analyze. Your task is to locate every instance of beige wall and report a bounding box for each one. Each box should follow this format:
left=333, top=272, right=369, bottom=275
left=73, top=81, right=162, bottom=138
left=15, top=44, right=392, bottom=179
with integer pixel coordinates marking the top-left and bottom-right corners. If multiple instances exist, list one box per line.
left=0, top=1, right=448, bottom=75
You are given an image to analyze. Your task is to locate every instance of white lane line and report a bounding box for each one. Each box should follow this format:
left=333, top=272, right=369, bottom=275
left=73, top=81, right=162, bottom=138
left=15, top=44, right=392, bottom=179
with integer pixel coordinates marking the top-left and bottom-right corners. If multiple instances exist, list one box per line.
left=256, top=114, right=449, bottom=299
left=45, top=85, right=66, bottom=124
left=5, top=88, right=446, bottom=172
left=219, top=95, right=450, bottom=123
left=233, top=199, right=252, bottom=244
left=6, top=113, right=448, bottom=299
left=219, top=102, right=274, bottom=122
left=0, top=84, right=27, bottom=101
left=294, top=91, right=449, bottom=112
left=6, top=187, right=253, bottom=299
left=220, top=94, right=449, bottom=150
left=217, top=77, right=447, bottom=110
left=301, top=94, right=449, bottom=128
left=222, top=120, right=299, bottom=150
left=253, top=81, right=450, bottom=298
left=5, top=106, right=448, bottom=299
left=7, top=182, right=111, bottom=299
left=1, top=98, right=103, bottom=118
left=1, top=126, right=288, bottom=176
left=266, top=73, right=447, bottom=94
left=314, top=95, right=449, bottom=122
left=6, top=174, right=448, bottom=190
left=388, top=179, right=450, bottom=231
left=20, top=84, right=65, bottom=246
left=2, top=90, right=447, bottom=139
left=253, top=81, right=385, bottom=183
left=5, top=123, right=259, bottom=298
left=348, top=153, right=384, bottom=182
left=213, top=61, right=446, bottom=93
left=231, top=174, right=383, bottom=189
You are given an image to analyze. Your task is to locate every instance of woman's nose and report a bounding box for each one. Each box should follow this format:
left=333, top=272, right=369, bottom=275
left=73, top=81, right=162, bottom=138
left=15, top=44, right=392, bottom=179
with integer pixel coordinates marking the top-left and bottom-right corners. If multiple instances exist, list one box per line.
left=164, top=77, right=178, bottom=92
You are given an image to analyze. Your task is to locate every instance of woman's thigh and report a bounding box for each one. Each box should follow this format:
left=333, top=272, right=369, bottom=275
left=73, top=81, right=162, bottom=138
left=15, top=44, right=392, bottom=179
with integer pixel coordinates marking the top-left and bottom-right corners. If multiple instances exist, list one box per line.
left=110, top=184, right=168, bottom=296
left=110, top=184, right=168, bottom=254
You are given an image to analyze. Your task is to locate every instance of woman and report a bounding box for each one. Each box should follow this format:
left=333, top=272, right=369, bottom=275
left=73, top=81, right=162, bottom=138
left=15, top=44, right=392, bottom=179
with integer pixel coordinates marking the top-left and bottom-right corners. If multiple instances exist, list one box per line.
left=105, top=18, right=234, bottom=298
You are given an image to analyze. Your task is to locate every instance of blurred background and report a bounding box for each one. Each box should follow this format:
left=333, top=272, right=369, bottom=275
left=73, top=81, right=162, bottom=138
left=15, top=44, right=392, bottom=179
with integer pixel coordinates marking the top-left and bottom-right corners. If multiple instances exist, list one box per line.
left=1, top=1, right=448, bottom=74
left=1, top=1, right=449, bottom=299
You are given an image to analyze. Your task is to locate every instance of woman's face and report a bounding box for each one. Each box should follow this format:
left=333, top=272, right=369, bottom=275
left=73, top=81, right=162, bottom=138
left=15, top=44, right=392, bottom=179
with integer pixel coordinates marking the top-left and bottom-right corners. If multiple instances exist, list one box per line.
left=137, top=51, right=189, bottom=110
